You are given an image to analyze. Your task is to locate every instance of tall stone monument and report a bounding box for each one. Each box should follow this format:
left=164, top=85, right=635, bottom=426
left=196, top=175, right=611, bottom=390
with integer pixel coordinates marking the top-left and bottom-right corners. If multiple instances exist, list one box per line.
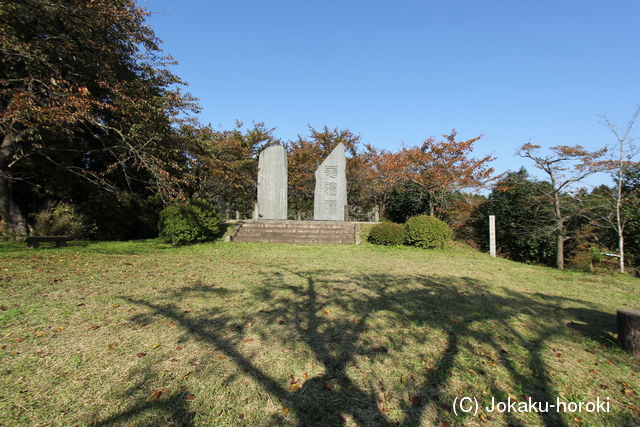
left=257, top=145, right=288, bottom=220
left=314, top=143, right=347, bottom=221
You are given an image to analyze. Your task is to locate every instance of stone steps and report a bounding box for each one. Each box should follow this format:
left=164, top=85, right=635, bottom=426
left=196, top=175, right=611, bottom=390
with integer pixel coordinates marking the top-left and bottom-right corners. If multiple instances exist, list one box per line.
left=227, top=220, right=360, bottom=244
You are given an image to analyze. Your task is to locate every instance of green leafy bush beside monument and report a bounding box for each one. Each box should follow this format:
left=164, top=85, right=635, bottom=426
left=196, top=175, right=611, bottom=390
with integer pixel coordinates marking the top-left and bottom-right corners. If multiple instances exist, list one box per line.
left=368, top=222, right=404, bottom=246
left=403, top=215, right=452, bottom=249
left=158, top=200, right=222, bottom=246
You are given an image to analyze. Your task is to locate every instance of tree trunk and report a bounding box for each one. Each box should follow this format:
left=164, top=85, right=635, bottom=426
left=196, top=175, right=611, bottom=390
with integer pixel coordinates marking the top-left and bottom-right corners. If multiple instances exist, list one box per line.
left=0, top=177, right=27, bottom=237
left=554, top=192, right=565, bottom=269
left=616, top=166, right=625, bottom=273
left=619, top=234, right=625, bottom=273
left=0, top=133, right=27, bottom=237
left=555, top=229, right=564, bottom=269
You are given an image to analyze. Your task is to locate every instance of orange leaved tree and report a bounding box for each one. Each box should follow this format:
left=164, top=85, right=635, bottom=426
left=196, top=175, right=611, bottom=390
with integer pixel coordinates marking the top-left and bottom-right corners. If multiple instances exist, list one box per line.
left=366, top=130, right=496, bottom=221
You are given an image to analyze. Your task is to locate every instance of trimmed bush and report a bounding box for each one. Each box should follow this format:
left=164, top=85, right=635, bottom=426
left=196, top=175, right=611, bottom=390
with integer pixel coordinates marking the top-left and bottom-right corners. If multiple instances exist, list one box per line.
left=32, top=202, right=88, bottom=237
left=158, top=199, right=222, bottom=246
left=403, top=215, right=452, bottom=249
left=368, top=222, right=404, bottom=246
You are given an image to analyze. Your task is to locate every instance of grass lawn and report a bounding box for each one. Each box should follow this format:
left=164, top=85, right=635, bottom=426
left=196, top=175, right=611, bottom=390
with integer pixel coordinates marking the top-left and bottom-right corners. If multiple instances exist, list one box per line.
left=0, top=237, right=639, bottom=426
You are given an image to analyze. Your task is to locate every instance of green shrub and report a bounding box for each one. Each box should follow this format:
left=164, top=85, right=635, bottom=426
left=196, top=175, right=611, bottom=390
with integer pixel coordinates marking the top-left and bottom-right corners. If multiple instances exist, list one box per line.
left=32, top=202, right=88, bottom=237
left=158, top=199, right=222, bottom=246
left=403, top=215, right=452, bottom=249
left=368, top=222, right=404, bottom=246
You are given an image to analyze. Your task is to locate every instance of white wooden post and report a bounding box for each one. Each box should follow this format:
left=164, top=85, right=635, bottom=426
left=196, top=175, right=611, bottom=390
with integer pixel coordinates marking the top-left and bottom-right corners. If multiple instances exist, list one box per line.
left=489, top=215, right=496, bottom=257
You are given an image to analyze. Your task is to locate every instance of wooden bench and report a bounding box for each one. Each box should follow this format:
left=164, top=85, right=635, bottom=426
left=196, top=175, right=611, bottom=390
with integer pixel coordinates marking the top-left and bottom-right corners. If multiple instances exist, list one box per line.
left=23, top=236, right=72, bottom=249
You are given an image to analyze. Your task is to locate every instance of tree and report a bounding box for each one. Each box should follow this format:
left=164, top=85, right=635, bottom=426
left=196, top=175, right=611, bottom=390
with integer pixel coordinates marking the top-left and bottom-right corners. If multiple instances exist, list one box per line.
left=364, top=130, right=496, bottom=223
left=403, top=130, right=496, bottom=216
left=596, top=105, right=640, bottom=272
left=385, top=180, right=435, bottom=223
left=0, top=0, right=198, bottom=236
left=618, top=167, right=640, bottom=267
left=183, top=121, right=279, bottom=215
left=518, top=143, right=606, bottom=269
left=359, top=145, right=405, bottom=216
left=473, top=169, right=556, bottom=266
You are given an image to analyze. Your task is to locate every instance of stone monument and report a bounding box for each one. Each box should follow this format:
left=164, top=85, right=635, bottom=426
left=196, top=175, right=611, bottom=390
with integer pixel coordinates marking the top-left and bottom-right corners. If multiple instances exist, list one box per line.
left=257, top=145, right=288, bottom=220
left=314, top=143, right=347, bottom=221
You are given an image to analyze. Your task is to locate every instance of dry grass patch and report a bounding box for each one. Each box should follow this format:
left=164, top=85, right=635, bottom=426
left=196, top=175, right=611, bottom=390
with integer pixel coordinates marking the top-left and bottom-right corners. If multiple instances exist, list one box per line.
left=0, top=239, right=639, bottom=426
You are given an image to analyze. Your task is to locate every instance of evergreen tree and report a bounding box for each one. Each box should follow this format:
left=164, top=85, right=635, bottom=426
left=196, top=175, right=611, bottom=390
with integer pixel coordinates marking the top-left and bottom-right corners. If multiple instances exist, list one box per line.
left=474, top=169, right=556, bottom=266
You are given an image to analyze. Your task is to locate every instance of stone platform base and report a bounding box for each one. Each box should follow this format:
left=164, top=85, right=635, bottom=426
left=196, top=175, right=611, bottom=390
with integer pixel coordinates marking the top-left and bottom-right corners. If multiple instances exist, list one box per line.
left=226, top=220, right=360, bottom=245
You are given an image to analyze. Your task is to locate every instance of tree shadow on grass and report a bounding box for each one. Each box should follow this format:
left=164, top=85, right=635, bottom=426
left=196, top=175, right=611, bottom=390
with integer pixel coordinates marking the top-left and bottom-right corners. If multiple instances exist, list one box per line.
left=564, top=306, right=619, bottom=348
left=92, top=388, right=195, bottom=427
left=96, top=267, right=629, bottom=426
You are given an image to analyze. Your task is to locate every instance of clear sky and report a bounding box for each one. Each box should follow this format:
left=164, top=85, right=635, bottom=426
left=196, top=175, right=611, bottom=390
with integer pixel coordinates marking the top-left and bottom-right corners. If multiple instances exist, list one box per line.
left=138, top=0, right=639, bottom=187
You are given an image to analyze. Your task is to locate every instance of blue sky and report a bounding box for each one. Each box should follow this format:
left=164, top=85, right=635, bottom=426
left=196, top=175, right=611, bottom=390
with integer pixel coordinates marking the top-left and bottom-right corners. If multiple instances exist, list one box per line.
left=139, top=0, right=639, bottom=187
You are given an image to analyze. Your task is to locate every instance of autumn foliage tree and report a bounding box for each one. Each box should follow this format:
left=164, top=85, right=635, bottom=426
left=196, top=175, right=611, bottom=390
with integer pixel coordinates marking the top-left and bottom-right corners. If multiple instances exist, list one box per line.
left=0, top=0, right=199, bottom=236
left=518, top=143, right=606, bottom=269
left=403, top=131, right=495, bottom=216
left=182, top=122, right=279, bottom=215
left=365, top=130, right=495, bottom=225
left=360, top=145, right=406, bottom=215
